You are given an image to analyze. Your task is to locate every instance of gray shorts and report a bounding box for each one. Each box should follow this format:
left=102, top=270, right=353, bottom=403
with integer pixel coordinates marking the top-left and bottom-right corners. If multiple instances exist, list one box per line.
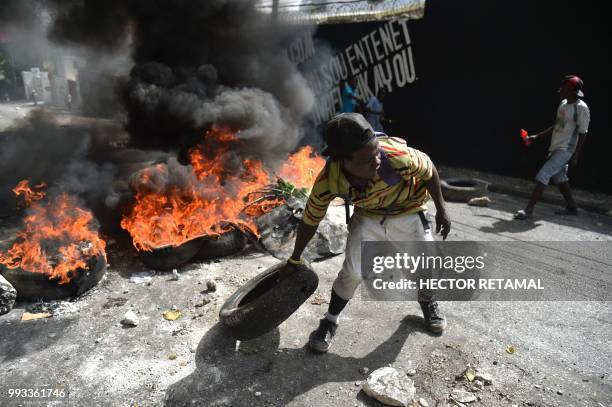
left=535, top=150, right=573, bottom=185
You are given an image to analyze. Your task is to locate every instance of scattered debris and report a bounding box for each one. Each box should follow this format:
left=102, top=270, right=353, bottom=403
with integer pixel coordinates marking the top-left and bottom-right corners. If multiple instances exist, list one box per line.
left=450, top=388, right=477, bottom=404
left=310, top=295, right=328, bottom=305
left=471, top=380, right=484, bottom=391
left=456, top=366, right=476, bottom=382
left=206, top=280, right=217, bottom=292
left=121, top=310, right=139, bottom=327
left=254, top=391, right=262, bottom=397
left=163, top=310, right=182, bottom=321
left=557, top=389, right=564, bottom=395
left=406, top=368, right=417, bottom=376
left=168, top=352, right=177, bottom=360
left=130, top=271, right=154, bottom=285
left=474, top=370, right=493, bottom=385
left=418, top=398, right=429, bottom=407
left=171, top=269, right=180, bottom=281
left=506, top=345, right=517, bottom=354
left=21, top=312, right=52, bottom=321
left=0, top=275, right=17, bottom=315
left=103, top=297, right=128, bottom=309
left=194, top=297, right=211, bottom=308
left=27, top=301, right=80, bottom=316
left=467, top=196, right=491, bottom=207
left=359, top=367, right=370, bottom=375
left=362, top=367, right=416, bottom=407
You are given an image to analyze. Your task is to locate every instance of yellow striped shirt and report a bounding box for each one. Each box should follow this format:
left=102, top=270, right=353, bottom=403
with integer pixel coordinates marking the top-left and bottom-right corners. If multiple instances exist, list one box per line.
left=303, top=137, right=433, bottom=226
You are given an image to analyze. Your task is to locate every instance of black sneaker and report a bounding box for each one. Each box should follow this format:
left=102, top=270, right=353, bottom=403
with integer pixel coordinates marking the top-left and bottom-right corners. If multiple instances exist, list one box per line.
left=419, top=301, right=447, bottom=333
left=308, top=318, right=338, bottom=353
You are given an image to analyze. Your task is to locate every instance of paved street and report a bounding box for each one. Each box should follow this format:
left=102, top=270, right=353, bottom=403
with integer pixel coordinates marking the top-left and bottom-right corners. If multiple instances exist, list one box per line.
left=1, top=189, right=610, bottom=407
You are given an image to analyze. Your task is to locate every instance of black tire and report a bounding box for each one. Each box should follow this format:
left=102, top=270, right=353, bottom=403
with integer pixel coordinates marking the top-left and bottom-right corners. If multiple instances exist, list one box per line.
left=194, top=228, right=248, bottom=261
left=1, top=253, right=107, bottom=301
left=219, top=262, right=319, bottom=340
left=440, top=177, right=488, bottom=202
left=138, top=237, right=204, bottom=270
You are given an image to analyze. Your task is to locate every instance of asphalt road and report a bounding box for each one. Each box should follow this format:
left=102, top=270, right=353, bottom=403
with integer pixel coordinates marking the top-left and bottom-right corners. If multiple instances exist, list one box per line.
left=1, top=191, right=611, bottom=407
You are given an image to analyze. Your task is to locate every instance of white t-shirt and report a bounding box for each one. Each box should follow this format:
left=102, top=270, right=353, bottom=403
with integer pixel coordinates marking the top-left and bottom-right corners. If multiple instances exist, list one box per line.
left=365, top=96, right=384, bottom=132
left=549, top=99, right=590, bottom=152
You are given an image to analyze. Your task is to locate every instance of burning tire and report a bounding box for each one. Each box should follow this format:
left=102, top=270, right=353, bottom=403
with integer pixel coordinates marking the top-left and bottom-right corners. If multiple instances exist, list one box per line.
left=194, top=227, right=248, bottom=261
left=0, top=253, right=107, bottom=302
left=440, top=177, right=488, bottom=202
left=138, top=237, right=204, bottom=270
left=219, top=261, right=318, bottom=340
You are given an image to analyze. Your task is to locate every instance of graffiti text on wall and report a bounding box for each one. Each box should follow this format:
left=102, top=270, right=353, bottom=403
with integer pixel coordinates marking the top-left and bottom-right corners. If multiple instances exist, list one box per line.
left=288, top=19, right=416, bottom=126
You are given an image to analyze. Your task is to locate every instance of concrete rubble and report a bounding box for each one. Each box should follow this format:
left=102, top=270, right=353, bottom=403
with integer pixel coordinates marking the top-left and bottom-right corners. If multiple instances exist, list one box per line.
left=362, top=366, right=416, bottom=406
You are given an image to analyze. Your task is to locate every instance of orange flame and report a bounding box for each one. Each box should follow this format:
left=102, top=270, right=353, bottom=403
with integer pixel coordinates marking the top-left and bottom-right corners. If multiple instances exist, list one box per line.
left=12, top=180, right=47, bottom=206
left=0, top=182, right=107, bottom=284
left=121, top=126, right=325, bottom=251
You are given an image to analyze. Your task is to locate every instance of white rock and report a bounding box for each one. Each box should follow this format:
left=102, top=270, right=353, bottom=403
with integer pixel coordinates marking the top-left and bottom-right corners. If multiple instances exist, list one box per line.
left=406, top=368, right=417, bottom=376
left=474, top=370, right=493, bottom=385
left=121, top=310, right=139, bottom=327
left=450, top=388, right=477, bottom=403
left=418, top=398, right=429, bottom=407
left=359, top=367, right=370, bottom=375
left=362, top=367, right=416, bottom=406
left=171, top=269, right=179, bottom=281
left=254, top=391, right=262, bottom=397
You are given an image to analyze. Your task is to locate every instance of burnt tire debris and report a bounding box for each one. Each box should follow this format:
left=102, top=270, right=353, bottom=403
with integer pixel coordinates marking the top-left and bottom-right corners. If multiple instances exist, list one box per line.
left=138, top=227, right=248, bottom=270
left=0, top=253, right=107, bottom=302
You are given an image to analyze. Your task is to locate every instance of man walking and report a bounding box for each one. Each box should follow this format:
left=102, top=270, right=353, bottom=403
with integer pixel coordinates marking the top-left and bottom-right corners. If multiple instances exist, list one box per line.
left=364, top=88, right=387, bottom=132
left=287, top=113, right=451, bottom=353
left=515, top=75, right=590, bottom=219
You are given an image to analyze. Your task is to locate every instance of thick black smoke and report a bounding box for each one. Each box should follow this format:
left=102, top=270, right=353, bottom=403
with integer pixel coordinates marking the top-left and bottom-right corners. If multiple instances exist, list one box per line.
left=48, top=0, right=315, bottom=167
left=0, top=111, right=117, bottom=216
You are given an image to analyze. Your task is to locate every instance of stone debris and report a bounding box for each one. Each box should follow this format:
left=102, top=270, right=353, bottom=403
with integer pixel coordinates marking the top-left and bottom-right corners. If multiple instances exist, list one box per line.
left=206, top=280, right=217, bottom=292
left=130, top=271, right=154, bottom=285
left=418, top=398, right=429, bottom=407
left=121, top=310, right=139, bottom=327
left=0, top=275, right=17, bottom=315
left=450, top=388, right=477, bottom=404
left=359, top=367, right=370, bottom=375
left=256, top=198, right=348, bottom=261
left=474, top=370, right=493, bottom=385
left=406, top=368, right=417, bottom=376
left=27, top=300, right=80, bottom=316
left=467, top=196, right=491, bottom=207
left=362, top=367, right=416, bottom=407
left=171, top=269, right=179, bottom=281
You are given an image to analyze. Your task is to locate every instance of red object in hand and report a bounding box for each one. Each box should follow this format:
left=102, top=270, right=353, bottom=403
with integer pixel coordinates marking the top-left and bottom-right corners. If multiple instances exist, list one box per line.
left=520, top=129, right=531, bottom=146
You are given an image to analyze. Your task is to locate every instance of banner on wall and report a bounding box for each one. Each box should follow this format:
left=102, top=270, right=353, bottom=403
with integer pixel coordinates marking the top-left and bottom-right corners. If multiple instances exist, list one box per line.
left=287, top=19, right=417, bottom=126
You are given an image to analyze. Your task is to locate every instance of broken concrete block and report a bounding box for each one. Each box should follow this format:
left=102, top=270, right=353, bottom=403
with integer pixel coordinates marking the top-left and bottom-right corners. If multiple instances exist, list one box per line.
left=362, top=367, right=416, bottom=406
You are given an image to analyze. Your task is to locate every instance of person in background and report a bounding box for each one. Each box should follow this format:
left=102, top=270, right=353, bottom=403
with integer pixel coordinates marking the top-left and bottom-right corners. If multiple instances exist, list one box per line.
left=30, top=88, right=37, bottom=106
left=514, top=75, right=590, bottom=219
left=66, top=92, right=72, bottom=111
left=341, top=78, right=360, bottom=113
left=365, top=88, right=387, bottom=132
